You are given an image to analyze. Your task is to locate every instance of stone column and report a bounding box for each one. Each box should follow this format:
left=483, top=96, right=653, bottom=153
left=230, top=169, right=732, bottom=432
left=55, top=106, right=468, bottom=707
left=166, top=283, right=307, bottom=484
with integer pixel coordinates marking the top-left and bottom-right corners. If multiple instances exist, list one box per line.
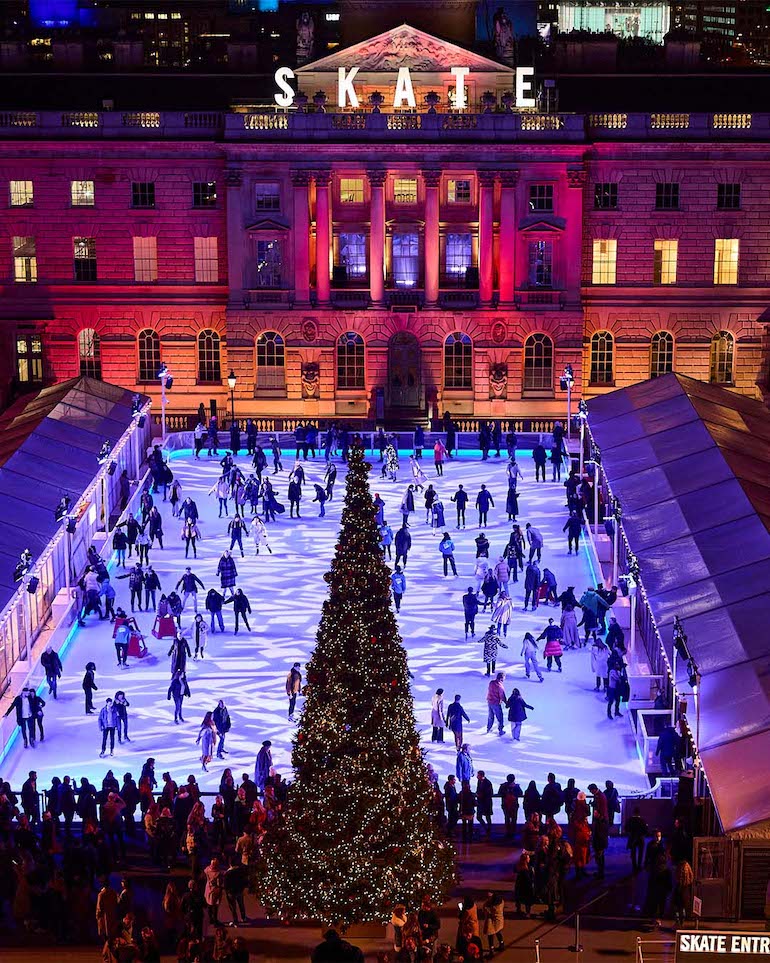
left=314, top=169, right=331, bottom=305
left=498, top=169, right=519, bottom=305
left=423, top=168, right=441, bottom=305
left=225, top=168, right=245, bottom=307
left=291, top=169, right=311, bottom=304
left=564, top=168, right=587, bottom=303
left=478, top=170, right=496, bottom=306
left=367, top=168, right=387, bottom=305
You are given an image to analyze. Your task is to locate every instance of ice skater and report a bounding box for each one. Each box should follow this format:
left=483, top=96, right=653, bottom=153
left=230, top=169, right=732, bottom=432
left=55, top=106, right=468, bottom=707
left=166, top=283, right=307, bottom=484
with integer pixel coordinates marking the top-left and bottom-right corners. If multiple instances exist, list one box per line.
left=520, top=633, right=544, bottom=682
left=168, top=669, right=190, bottom=724
left=228, top=514, right=248, bottom=556
left=480, top=625, right=508, bottom=676
left=177, top=567, right=205, bottom=613
left=250, top=514, right=272, bottom=555
left=224, top=588, right=252, bottom=633
left=409, top=455, right=427, bottom=490
left=217, top=551, right=238, bottom=599
left=286, top=663, right=302, bottom=720
left=451, top=484, right=468, bottom=528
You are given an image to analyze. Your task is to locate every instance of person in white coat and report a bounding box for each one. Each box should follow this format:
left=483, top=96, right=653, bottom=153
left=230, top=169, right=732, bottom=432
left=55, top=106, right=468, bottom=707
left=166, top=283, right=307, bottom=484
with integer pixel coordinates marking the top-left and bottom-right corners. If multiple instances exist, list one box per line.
left=520, top=633, right=544, bottom=682
left=474, top=557, right=490, bottom=591
left=250, top=515, right=272, bottom=555
left=492, top=592, right=514, bottom=637
left=431, top=688, right=446, bottom=742
left=591, top=638, right=610, bottom=692
left=409, top=455, right=427, bottom=491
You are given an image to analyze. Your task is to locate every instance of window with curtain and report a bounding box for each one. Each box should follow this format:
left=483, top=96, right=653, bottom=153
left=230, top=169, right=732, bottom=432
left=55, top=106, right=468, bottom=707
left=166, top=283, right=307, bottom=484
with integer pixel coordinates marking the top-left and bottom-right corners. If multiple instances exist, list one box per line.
left=650, top=331, right=674, bottom=378
left=444, top=331, right=473, bottom=390
left=445, top=233, right=472, bottom=282
left=523, top=333, right=554, bottom=391
left=16, top=334, right=43, bottom=385
left=78, top=328, right=102, bottom=379
left=589, top=331, right=614, bottom=385
left=256, top=239, right=282, bottom=288
left=338, top=233, right=367, bottom=278
left=337, top=331, right=365, bottom=389
left=710, top=330, right=734, bottom=384
left=137, top=328, right=161, bottom=382
left=256, top=331, right=285, bottom=390
left=197, top=329, right=221, bottom=383
left=528, top=240, right=553, bottom=287
left=392, top=232, right=419, bottom=288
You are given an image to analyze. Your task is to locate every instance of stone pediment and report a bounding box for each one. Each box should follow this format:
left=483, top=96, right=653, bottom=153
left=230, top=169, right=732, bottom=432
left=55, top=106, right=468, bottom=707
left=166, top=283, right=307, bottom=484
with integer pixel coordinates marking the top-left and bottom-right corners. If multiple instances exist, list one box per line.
left=245, top=217, right=290, bottom=233
left=297, top=23, right=512, bottom=74
left=519, top=216, right=567, bottom=234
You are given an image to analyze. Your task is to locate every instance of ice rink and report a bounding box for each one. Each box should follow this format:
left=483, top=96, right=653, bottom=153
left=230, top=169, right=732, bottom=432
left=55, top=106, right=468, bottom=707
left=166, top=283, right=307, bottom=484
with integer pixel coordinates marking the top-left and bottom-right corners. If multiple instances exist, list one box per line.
left=0, top=444, right=649, bottom=800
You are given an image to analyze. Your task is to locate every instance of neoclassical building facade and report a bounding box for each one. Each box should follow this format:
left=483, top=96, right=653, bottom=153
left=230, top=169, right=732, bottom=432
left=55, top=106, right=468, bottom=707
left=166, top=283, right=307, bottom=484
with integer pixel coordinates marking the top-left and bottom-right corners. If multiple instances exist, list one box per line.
left=0, top=25, right=768, bottom=423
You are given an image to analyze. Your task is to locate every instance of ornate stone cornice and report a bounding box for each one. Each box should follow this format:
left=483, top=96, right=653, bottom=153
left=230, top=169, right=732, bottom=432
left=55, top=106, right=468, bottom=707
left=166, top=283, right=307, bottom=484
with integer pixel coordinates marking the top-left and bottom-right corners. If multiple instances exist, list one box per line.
left=422, top=168, right=442, bottom=188
left=367, top=168, right=388, bottom=187
left=290, top=169, right=312, bottom=187
left=224, top=168, right=243, bottom=188
left=567, top=169, right=588, bottom=189
left=478, top=170, right=497, bottom=188
left=313, top=169, right=332, bottom=188
left=499, top=169, right=520, bottom=188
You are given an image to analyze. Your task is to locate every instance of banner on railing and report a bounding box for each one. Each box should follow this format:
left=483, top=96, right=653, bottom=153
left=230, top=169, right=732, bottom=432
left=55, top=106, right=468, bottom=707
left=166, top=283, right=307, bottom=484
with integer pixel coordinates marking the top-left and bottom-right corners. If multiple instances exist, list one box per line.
left=676, top=932, right=770, bottom=960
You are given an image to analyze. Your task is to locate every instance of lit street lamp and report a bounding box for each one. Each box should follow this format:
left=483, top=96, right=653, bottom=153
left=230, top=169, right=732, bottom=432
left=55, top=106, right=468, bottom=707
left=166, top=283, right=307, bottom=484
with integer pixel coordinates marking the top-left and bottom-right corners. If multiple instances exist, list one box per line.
left=560, top=364, right=575, bottom=443
left=227, top=369, right=237, bottom=426
left=158, top=363, right=173, bottom=440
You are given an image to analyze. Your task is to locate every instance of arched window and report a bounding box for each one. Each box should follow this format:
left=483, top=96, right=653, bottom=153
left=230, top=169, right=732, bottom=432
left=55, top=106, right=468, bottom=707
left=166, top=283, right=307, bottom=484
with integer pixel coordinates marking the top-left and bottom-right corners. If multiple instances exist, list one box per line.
left=78, top=328, right=101, bottom=379
left=589, top=331, right=614, bottom=385
left=650, top=331, right=674, bottom=379
left=523, top=333, right=554, bottom=391
left=256, top=331, right=285, bottom=391
left=197, top=329, right=221, bottom=383
left=444, top=331, right=473, bottom=390
left=137, top=328, right=161, bottom=383
left=710, top=330, right=735, bottom=384
left=337, top=331, right=365, bottom=390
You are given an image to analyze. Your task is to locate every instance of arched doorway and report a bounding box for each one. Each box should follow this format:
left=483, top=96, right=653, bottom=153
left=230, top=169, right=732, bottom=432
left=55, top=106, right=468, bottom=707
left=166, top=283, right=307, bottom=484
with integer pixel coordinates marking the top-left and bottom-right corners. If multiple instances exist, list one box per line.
left=387, top=331, right=421, bottom=410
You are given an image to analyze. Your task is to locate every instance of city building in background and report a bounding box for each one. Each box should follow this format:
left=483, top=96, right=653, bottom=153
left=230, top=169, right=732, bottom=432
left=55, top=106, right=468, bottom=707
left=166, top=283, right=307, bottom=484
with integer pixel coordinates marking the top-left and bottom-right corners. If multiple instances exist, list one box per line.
left=556, top=1, right=670, bottom=43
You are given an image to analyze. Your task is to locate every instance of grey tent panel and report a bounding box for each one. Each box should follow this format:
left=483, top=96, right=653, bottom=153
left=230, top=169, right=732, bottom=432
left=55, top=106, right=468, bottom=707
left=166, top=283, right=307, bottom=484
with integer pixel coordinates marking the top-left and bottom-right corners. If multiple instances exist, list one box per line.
left=588, top=373, right=770, bottom=834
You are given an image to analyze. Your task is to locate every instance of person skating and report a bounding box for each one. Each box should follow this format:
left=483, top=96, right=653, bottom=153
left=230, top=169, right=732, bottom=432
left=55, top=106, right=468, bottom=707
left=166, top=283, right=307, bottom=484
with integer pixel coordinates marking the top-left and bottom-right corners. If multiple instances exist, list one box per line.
left=324, top=462, right=337, bottom=501
left=462, top=586, right=479, bottom=638
left=196, top=712, right=217, bottom=772
left=485, top=670, right=507, bottom=734
left=439, top=532, right=458, bottom=576
left=83, top=661, right=98, bottom=714
left=433, top=438, right=446, bottom=476
left=541, top=567, right=558, bottom=606
left=563, top=512, right=582, bottom=556
left=252, top=445, right=267, bottom=481
left=206, top=588, right=225, bottom=633
left=224, top=588, right=252, bottom=633
left=147, top=506, right=164, bottom=549
left=249, top=515, right=272, bottom=555
left=391, top=565, right=406, bottom=613
left=99, top=697, right=118, bottom=757
left=143, top=565, right=161, bottom=612
left=312, top=483, right=327, bottom=517
left=181, top=517, right=202, bottom=559
left=503, top=528, right=524, bottom=583
left=480, top=624, right=508, bottom=677
left=228, top=514, right=248, bottom=556
left=177, top=567, right=205, bottom=613
left=192, top=614, right=208, bottom=660
left=41, top=646, right=62, bottom=699
left=538, top=618, right=564, bottom=671
left=379, top=522, right=393, bottom=560
left=446, top=695, right=470, bottom=750
left=494, top=555, right=511, bottom=598
left=606, top=658, right=626, bottom=719
left=4, top=686, right=35, bottom=747
left=168, top=633, right=192, bottom=675
left=431, top=688, right=446, bottom=742
left=451, top=484, right=468, bottom=528
left=475, top=532, right=490, bottom=558
left=533, top=442, right=547, bottom=482
left=475, top=485, right=494, bottom=528
left=383, top=441, right=399, bottom=481
left=480, top=569, right=498, bottom=612
left=423, top=483, right=436, bottom=524
left=117, top=562, right=145, bottom=613
left=524, top=558, right=541, bottom=611
left=217, top=550, right=238, bottom=599
left=591, top=638, right=609, bottom=691
left=409, top=455, right=427, bottom=490
left=525, top=522, right=544, bottom=562
left=286, top=663, right=302, bottom=720
left=169, top=477, right=183, bottom=516
left=114, top=690, right=131, bottom=743
left=492, top=591, right=514, bottom=638
left=431, top=495, right=446, bottom=533
left=520, top=633, right=544, bottom=682
left=506, top=480, right=519, bottom=521
left=213, top=700, right=231, bottom=759
left=168, top=669, right=190, bottom=724
left=112, top=527, right=128, bottom=568
left=506, top=688, right=534, bottom=741
left=394, top=522, right=411, bottom=569
left=287, top=476, right=302, bottom=518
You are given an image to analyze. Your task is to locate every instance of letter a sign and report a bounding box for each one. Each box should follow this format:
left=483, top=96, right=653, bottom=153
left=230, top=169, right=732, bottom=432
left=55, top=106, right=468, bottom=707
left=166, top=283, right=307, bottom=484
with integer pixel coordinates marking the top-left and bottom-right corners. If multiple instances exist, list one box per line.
left=676, top=931, right=770, bottom=962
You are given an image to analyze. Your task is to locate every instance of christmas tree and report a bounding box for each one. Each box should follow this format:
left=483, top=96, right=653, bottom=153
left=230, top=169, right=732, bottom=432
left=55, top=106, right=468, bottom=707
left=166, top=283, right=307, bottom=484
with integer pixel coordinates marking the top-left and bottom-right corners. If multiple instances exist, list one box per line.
left=258, top=440, right=456, bottom=927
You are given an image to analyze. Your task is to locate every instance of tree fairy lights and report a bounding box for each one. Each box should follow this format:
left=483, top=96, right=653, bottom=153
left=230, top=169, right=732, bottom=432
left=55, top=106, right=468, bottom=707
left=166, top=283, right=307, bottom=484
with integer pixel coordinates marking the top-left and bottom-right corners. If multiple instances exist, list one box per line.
left=257, top=441, right=456, bottom=928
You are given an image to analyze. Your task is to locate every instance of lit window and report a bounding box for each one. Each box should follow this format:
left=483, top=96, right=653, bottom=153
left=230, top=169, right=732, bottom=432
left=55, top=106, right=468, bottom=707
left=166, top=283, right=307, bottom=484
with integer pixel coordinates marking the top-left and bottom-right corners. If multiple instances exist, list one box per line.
left=710, top=331, right=734, bottom=384
left=194, top=237, right=219, bottom=283
left=256, top=331, right=286, bottom=390
left=131, top=181, right=155, bottom=209
left=594, top=182, right=618, bottom=210
left=338, top=233, right=367, bottom=278
left=78, top=328, right=102, bottom=379
left=529, top=184, right=554, bottom=212
left=339, top=178, right=364, bottom=204
left=171, top=11, right=182, bottom=18
left=447, top=179, right=471, bottom=204
left=13, top=236, right=37, bottom=283
left=256, top=239, right=282, bottom=288
left=444, top=331, right=472, bottom=390
left=392, top=232, right=419, bottom=288
left=714, top=238, right=739, bottom=285
left=137, top=329, right=161, bottom=382
left=589, top=331, right=614, bottom=385
left=10, top=180, right=33, bottom=207
left=653, top=239, right=678, bottom=285
left=650, top=331, right=674, bottom=378
left=717, top=183, right=741, bottom=210
left=592, top=239, right=617, bottom=285
left=71, top=179, right=95, bottom=207
left=655, top=182, right=680, bottom=210
left=133, top=236, right=158, bottom=282
left=528, top=240, right=553, bottom=287
left=255, top=182, right=280, bottom=211
left=337, top=331, right=365, bottom=389
left=16, top=334, right=43, bottom=384
left=193, top=181, right=217, bottom=208
left=393, top=178, right=418, bottom=204
left=523, top=334, right=554, bottom=392
left=73, top=237, right=97, bottom=282
left=444, top=233, right=472, bottom=281
left=197, top=329, right=221, bottom=383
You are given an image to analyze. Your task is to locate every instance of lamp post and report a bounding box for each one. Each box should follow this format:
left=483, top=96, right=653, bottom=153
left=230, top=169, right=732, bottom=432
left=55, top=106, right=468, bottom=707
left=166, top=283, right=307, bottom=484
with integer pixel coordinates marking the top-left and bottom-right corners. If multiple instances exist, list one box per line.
left=577, top=399, right=588, bottom=477
left=611, top=496, right=622, bottom=587
left=227, top=369, right=237, bottom=427
left=627, top=552, right=639, bottom=655
left=158, top=363, right=172, bottom=441
left=560, top=364, right=574, bottom=443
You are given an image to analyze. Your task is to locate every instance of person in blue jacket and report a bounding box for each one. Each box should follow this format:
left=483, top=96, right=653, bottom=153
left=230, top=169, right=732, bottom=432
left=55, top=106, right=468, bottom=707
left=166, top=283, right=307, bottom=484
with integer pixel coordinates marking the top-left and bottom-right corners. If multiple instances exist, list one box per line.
left=391, top=565, right=406, bottom=612
left=456, top=744, right=474, bottom=783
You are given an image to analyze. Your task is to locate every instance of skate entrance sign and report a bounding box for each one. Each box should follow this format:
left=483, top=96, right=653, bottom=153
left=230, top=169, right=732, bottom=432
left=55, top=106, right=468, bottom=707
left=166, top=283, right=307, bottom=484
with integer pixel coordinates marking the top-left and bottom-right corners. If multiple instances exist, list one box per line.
left=676, top=932, right=770, bottom=961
